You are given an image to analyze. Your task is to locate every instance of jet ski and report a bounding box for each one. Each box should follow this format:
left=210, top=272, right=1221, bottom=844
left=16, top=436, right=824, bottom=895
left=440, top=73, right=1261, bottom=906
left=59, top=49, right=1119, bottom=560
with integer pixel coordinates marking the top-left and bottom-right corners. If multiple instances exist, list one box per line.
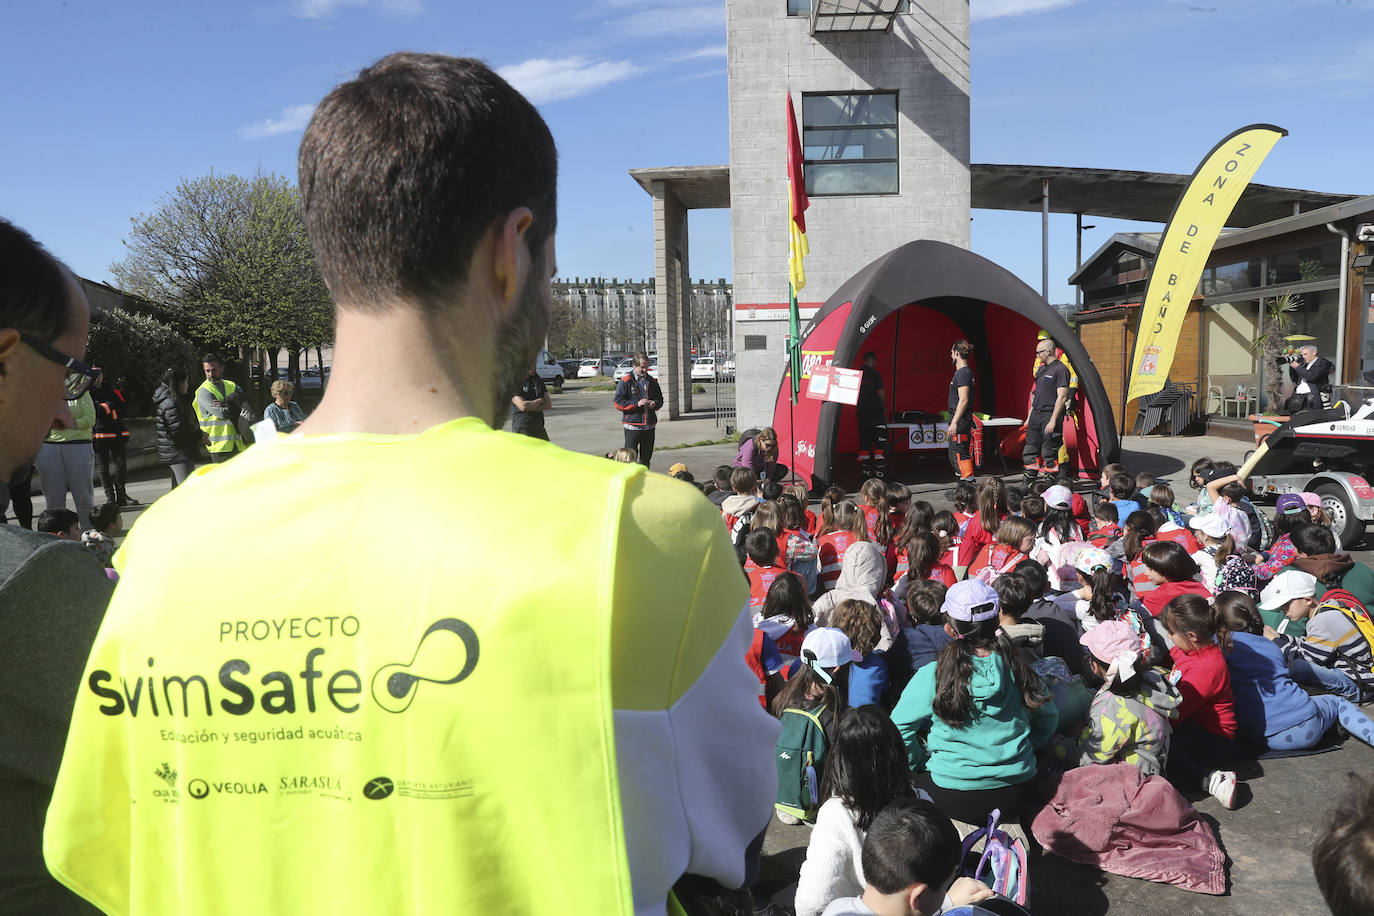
left=1250, top=399, right=1374, bottom=477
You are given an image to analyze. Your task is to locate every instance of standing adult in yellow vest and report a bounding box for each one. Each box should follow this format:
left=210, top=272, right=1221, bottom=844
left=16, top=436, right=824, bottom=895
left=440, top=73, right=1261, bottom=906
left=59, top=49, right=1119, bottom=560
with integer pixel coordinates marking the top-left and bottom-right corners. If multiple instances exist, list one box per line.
left=45, top=53, right=779, bottom=916
left=194, top=352, right=246, bottom=461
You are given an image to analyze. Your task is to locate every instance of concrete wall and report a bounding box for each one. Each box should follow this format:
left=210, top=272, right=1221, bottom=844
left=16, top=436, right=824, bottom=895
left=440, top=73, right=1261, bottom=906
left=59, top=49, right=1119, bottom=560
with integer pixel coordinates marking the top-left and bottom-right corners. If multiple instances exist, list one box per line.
left=727, top=0, right=971, bottom=428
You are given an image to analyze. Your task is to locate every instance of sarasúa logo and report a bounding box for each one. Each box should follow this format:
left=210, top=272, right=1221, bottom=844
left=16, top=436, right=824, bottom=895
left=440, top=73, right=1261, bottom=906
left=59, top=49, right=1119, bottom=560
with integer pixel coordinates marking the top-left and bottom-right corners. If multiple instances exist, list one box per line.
left=85, top=618, right=480, bottom=719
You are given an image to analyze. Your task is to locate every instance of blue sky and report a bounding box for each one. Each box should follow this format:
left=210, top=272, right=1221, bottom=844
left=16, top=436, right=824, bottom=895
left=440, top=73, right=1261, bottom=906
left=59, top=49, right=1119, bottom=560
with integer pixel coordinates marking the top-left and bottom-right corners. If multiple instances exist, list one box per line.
left=2, top=0, right=1370, bottom=305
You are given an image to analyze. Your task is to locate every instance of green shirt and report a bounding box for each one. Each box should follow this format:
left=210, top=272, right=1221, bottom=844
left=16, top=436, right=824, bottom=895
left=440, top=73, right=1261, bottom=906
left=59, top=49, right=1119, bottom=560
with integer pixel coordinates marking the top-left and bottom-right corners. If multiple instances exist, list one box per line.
left=45, top=393, right=94, bottom=443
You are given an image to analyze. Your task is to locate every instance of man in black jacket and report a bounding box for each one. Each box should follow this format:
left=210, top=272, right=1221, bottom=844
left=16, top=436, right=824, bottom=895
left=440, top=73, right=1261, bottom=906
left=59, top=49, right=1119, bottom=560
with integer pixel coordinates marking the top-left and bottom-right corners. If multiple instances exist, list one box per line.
left=613, top=352, right=664, bottom=467
left=1287, top=344, right=1334, bottom=412
left=0, top=218, right=112, bottom=914
left=89, top=369, right=139, bottom=506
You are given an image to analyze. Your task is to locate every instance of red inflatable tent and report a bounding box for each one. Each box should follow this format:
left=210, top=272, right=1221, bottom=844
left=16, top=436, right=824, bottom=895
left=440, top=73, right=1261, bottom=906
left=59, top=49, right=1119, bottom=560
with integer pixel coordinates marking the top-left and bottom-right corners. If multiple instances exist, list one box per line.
left=771, top=240, right=1120, bottom=488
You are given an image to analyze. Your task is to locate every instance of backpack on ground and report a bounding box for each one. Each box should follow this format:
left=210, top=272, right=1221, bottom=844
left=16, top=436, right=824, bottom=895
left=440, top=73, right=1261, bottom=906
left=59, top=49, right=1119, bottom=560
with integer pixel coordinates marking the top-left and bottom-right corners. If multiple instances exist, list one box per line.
left=775, top=705, right=828, bottom=822
left=961, top=807, right=1029, bottom=907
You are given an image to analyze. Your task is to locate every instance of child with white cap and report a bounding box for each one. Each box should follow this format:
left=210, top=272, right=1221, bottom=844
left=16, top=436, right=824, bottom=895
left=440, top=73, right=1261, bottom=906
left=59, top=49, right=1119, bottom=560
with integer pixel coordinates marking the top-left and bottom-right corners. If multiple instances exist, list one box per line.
left=1257, top=568, right=1319, bottom=638
left=1050, top=619, right=1182, bottom=777
left=890, top=579, right=1058, bottom=827
left=1265, top=590, right=1374, bottom=704
left=1189, top=511, right=1258, bottom=597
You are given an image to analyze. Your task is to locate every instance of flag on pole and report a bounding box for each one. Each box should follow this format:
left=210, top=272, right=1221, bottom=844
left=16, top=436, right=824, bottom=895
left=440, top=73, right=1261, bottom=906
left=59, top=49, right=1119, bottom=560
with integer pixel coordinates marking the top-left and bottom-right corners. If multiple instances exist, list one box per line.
left=786, top=94, right=810, bottom=404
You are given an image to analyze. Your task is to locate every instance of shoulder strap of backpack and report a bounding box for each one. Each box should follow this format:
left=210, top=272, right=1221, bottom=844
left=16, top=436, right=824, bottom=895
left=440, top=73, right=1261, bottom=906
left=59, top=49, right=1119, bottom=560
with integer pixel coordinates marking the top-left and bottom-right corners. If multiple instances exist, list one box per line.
left=781, top=707, right=825, bottom=731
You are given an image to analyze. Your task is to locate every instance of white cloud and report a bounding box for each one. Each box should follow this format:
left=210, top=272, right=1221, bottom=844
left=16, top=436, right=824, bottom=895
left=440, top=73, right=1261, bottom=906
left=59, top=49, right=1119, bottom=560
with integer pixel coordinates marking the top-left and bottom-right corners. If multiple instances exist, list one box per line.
left=608, top=4, right=724, bottom=38
left=497, top=56, right=643, bottom=105
left=291, top=0, right=421, bottom=19
left=971, top=0, right=1082, bottom=22
left=669, top=44, right=727, bottom=62
left=239, top=104, right=316, bottom=139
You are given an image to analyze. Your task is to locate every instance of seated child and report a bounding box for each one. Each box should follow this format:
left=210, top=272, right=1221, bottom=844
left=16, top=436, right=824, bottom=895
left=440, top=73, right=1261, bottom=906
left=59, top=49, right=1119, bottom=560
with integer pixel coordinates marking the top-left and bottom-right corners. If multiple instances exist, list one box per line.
left=1257, top=568, right=1318, bottom=638
left=745, top=627, right=786, bottom=709
left=81, top=501, right=121, bottom=568
left=858, top=478, right=888, bottom=544
left=1161, top=595, right=1239, bottom=809
left=707, top=465, right=733, bottom=508
left=965, top=517, right=1035, bottom=584
left=1004, top=485, right=1026, bottom=518
left=817, top=501, right=869, bottom=594
left=1216, top=591, right=1374, bottom=751
left=1108, top=472, right=1143, bottom=524
left=756, top=570, right=816, bottom=664
left=1150, top=504, right=1200, bottom=554
left=1188, top=511, right=1257, bottom=597
left=36, top=507, right=81, bottom=541
left=832, top=598, right=890, bottom=710
left=788, top=482, right=819, bottom=536
left=744, top=528, right=793, bottom=612
left=992, top=573, right=1044, bottom=663
left=1253, top=494, right=1308, bottom=584
left=774, top=628, right=857, bottom=824
left=893, top=531, right=956, bottom=602
left=1149, top=483, right=1185, bottom=528
left=1016, top=559, right=1086, bottom=676
left=1087, top=501, right=1122, bottom=547
left=1051, top=619, right=1180, bottom=776
left=1268, top=590, right=1374, bottom=704
left=1134, top=472, right=1157, bottom=508
left=821, top=798, right=994, bottom=916
left=795, top=707, right=917, bottom=916
left=949, top=481, right=977, bottom=535
left=902, top=580, right=952, bottom=676
left=1139, top=541, right=1211, bottom=618
left=930, top=510, right=961, bottom=570
left=892, top=580, right=1057, bottom=827
left=1312, top=774, right=1374, bottom=916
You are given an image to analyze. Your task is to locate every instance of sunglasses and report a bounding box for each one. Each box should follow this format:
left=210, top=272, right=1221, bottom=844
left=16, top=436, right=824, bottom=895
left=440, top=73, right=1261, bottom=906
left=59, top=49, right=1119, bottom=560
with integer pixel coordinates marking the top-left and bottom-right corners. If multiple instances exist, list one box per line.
left=19, top=332, right=99, bottom=399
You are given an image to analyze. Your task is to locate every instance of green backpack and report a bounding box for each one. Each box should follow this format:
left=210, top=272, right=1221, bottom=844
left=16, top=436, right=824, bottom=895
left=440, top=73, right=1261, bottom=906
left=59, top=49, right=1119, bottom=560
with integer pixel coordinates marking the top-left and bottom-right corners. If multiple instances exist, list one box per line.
left=775, top=706, right=829, bottom=821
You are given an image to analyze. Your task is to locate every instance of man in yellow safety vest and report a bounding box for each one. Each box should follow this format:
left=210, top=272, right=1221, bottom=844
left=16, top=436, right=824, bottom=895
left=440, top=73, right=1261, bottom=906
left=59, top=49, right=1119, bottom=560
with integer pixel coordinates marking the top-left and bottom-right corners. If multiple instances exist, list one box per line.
left=45, top=53, right=778, bottom=916
left=194, top=352, right=245, bottom=461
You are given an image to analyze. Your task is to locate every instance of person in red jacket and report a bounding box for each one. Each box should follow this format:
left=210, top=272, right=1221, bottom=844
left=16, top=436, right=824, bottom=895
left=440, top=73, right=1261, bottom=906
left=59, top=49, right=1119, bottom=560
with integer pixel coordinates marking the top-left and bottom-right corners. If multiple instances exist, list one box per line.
left=1162, top=594, right=1239, bottom=809
left=744, top=528, right=793, bottom=611
left=1139, top=541, right=1211, bottom=618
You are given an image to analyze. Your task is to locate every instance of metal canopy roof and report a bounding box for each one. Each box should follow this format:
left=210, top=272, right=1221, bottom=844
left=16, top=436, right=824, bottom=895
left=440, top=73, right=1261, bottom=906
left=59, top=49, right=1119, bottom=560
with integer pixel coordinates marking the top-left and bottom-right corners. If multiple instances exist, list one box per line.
left=970, top=163, right=1356, bottom=227
left=629, top=163, right=1357, bottom=227
left=810, top=0, right=903, bottom=35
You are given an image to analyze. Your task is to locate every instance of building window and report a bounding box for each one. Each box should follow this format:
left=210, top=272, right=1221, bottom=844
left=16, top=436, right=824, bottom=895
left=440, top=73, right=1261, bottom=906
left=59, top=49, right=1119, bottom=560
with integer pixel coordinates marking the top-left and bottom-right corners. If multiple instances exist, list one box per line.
left=787, top=0, right=809, bottom=13
left=744, top=335, right=768, bottom=350
left=802, top=92, right=898, bottom=196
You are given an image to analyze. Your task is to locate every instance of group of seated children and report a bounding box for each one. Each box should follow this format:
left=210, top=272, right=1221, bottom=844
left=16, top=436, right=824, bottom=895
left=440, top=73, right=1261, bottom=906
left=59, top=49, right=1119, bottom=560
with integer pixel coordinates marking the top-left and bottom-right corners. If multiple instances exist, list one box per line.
left=723, top=460, right=1374, bottom=914
left=35, top=502, right=122, bottom=573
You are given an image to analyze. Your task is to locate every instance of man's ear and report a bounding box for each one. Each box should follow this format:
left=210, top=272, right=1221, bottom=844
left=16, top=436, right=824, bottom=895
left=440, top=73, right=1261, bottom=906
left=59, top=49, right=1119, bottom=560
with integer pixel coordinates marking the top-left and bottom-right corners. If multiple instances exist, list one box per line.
left=0, top=328, right=20, bottom=392
left=491, top=207, right=536, bottom=306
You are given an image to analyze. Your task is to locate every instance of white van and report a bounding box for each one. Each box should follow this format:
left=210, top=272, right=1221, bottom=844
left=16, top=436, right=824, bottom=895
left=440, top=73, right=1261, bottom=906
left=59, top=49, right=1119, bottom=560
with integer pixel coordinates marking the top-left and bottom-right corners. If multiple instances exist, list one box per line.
left=534, top=350, right=564, bottom=389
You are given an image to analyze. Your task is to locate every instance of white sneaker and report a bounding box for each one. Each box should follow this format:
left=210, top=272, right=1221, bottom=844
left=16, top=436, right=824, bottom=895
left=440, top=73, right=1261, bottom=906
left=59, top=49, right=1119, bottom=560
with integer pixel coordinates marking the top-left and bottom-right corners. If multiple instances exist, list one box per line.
left=1204, top=770, right=1237, bottom=809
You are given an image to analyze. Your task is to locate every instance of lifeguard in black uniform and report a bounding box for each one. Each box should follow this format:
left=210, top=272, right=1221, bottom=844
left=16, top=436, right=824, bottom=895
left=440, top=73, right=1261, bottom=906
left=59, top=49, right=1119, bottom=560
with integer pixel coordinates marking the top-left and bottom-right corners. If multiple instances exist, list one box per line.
left=857, top=351, right=887, bottom=478
left=947, top=339, right=975, bottom=481
left=1023, top=336, right=1070, bottom=485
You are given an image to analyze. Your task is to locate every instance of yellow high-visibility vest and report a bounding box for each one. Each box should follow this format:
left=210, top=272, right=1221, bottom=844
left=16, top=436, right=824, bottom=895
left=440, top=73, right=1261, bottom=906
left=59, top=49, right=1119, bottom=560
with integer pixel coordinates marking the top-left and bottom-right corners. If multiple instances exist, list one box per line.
left=194, top=379, right=244, bottom=454
left=44, top=418, right=636, bottom=914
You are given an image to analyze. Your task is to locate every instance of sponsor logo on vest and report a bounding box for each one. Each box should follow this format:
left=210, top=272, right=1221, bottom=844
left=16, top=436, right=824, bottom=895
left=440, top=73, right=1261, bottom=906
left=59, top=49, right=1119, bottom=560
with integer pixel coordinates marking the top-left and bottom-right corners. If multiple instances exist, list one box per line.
left=153, top=761, right=181, bottom=801
left=86, top=618, right=480, bottom=719
left=185, top=778, right=268, bottom=796
left=187, top=779, right=209, bottom=799
left=363, top=776, right=394, bottom=800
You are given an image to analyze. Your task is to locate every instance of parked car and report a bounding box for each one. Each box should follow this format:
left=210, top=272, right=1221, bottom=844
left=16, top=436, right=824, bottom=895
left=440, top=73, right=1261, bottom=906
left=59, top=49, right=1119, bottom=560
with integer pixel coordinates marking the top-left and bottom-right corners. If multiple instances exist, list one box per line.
left=691, top=357, right=718, bottom=381
left=578, top=357, right=617, bottom=379
left=298, top=367, right=330, bottom=390
left=557, top=358, right=580, bottom=378
left=534, top=349, right=564, bottom=389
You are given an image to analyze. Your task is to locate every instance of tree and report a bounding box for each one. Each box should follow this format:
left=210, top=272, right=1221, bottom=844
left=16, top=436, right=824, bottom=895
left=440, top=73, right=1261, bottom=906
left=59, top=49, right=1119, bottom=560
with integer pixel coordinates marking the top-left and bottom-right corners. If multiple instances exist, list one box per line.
left=546, top=295, right=575, bottom=358
left=568, top=317, right=600, bottom=357
left=86, top=308, right=198, bottom=414
left=110, top=171, right=333, bottom=398
left=1251, top=293, right=1300, bottom=411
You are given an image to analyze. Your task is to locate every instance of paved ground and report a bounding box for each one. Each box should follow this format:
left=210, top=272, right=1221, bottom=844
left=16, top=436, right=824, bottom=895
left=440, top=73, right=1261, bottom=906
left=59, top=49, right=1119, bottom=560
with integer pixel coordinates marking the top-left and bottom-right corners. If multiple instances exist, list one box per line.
left=42, top=381, right=1368, bottom=914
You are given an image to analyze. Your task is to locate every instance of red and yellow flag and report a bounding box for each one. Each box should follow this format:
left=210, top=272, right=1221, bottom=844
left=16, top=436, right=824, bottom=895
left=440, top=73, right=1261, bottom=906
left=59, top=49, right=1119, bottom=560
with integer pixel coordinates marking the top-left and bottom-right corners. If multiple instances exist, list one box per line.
left=786, top=95, right=810, bottom=402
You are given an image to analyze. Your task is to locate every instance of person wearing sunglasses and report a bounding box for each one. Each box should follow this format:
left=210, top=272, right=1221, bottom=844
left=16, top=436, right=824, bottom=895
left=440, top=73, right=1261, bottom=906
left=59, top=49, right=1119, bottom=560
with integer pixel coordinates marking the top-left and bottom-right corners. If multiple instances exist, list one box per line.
left=0, top=217, right=115, bottom=914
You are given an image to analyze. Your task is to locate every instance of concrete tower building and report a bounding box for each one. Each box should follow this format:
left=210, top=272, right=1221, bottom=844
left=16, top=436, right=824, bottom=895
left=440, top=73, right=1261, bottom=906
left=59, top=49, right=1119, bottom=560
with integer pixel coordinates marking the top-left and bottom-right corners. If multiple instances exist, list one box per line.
left=727, top=0, right=971, bottom=429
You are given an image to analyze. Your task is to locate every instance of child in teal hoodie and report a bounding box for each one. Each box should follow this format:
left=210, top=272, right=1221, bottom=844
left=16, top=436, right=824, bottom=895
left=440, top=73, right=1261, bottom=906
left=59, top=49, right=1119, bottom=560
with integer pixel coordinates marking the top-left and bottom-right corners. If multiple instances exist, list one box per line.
left=891, top=579, right=1058, bottom=827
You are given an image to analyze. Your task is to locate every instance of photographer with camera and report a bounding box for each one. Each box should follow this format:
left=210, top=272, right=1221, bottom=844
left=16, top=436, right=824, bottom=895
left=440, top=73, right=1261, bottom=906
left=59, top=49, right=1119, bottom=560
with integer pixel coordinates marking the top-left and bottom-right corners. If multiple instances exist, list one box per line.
left=1285, top=344, right=1333, bottom=413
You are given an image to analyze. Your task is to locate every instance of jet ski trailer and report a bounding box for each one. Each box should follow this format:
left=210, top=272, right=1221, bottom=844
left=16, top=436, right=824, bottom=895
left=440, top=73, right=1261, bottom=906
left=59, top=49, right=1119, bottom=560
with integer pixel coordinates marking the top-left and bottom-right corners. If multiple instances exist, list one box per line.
left=1245, top=400, right=1374, bottom=549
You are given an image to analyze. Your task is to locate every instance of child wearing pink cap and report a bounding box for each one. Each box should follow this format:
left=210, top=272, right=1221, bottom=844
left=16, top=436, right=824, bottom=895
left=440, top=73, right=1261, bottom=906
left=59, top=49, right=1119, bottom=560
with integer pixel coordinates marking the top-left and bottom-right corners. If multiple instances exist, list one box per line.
left=1051, top=620, right=1182, bottom=776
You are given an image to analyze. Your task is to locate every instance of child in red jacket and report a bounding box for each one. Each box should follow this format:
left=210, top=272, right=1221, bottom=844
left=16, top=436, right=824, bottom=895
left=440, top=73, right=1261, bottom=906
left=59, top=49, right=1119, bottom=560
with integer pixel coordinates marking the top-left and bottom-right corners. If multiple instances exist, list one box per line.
left=1162, top=594, right=1239, bottom=809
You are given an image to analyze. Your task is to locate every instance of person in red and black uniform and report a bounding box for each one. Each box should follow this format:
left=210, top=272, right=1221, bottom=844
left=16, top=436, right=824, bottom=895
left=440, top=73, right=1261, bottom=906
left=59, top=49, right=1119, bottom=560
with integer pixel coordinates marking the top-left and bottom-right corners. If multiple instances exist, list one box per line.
left=947, top=339, right=975, bottom=482
left=856, top=351, right=887, bottom=477
left=90, top=369, right=138, bottom=506
left=1023, top=337, right=1070, bottom=486
left=613, top=352, right=664, bottom=467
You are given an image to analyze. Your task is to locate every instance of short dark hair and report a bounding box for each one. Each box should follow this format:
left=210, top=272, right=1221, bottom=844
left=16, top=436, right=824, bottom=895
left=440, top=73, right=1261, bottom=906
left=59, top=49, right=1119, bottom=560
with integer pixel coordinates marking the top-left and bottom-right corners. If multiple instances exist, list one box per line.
left=950, top=339, right=971, bottom=359
left=36, top=507, right=80, bottom=535
left=90, top=502, right=121, bottom=532
left=0, top=218, right=72, bottom=343
left=299, top=53, right=557, bottom=314
left=713, top=465, right=733, bottom=488
left=905, top=579, right=947, bottom=626
left=1292, top=522, right=1338, bottom=556
left=730, top=467, right=758, bottom=494
left=201, top=353, right=224, bottom=365
left=761, top=481, right=784, bottom=502
left=1013, top=557, right=1049, bottom=596
left=745, top=527, right=779, bottom=566
left=1314, top=773, right=1374, bottom=916
left=1109, top=473, right=1136, bottom=499
left=1093, top=501, right=1118, bottom=523
left=860, top=797, right=961, bottom=896
left=1142, top=540, right=1199, bottom=582
left=993, top=572, right=1033, bottom=621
